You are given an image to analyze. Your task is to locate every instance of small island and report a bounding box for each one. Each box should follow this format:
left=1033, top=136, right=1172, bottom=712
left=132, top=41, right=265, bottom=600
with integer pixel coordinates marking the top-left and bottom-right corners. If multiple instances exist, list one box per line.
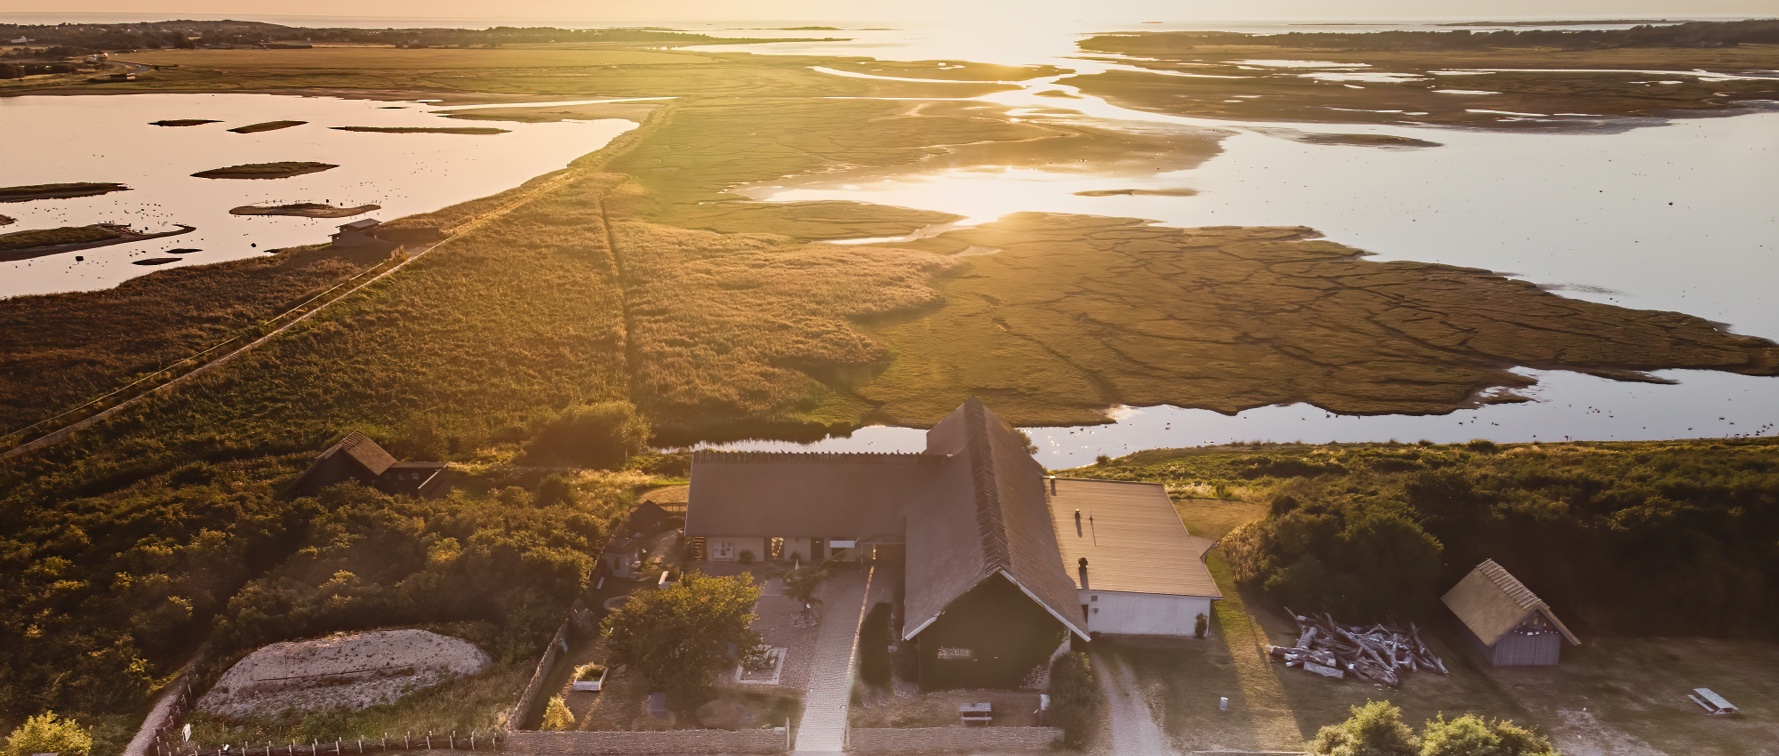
left=1298, top=133, right=1444, bottom=148
left=0, top=182, right=131, bottom=203
left=0, top=223, right=196, bottom=261
left=330, top=126, right=509, bottom=135
left=0, top=215, right=12, bottom=226
left=192, top=162, right=338, bottom=180
left=151, top=119, right=222, bottom=127
left=230, top=202, right=381, bottom=218
left=228, top=120, right=308, bottom=134
left=1074, top=188, right=1199, bottom=197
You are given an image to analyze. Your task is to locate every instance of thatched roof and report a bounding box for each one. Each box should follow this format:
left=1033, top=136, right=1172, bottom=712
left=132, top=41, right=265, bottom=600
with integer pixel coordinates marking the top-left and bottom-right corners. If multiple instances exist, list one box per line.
left=903, top=399, right=1089, bottom=641
left=1442, top=559, right=1580, bottom=646
left=329, top=431, right=397, bottom=477
left=685, top=399, right=1091, bottom=642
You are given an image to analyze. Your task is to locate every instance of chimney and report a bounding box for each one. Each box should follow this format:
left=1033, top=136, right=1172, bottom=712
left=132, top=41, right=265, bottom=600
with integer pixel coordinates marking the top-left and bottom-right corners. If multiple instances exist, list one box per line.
left=1077, top=557, right=1090, bottom=589
left=1074, top=509, right=1082, bottom=536
left=1048, top=475, right=1058, bottom=495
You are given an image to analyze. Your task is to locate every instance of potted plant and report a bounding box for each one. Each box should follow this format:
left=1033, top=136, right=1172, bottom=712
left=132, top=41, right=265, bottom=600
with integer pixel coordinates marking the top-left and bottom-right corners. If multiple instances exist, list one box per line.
left=571, top=662, right=608, bottom=692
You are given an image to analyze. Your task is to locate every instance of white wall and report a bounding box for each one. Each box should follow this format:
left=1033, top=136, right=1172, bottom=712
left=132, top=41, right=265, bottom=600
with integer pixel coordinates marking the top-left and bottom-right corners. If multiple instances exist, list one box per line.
left=1082, top=590, right=1213, bottom=637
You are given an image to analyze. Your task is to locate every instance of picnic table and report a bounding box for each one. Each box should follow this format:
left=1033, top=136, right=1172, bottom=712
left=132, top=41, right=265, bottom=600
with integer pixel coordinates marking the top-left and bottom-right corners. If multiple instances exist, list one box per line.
left=959, top=702, right=992, bottom=725
left=1690, top=688, right=1739, bottom=715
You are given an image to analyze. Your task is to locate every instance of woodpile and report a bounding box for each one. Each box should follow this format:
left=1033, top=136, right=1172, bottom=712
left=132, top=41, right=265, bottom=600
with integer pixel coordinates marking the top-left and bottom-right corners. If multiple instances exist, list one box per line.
left=1265, top=610, right=1448, bottom=687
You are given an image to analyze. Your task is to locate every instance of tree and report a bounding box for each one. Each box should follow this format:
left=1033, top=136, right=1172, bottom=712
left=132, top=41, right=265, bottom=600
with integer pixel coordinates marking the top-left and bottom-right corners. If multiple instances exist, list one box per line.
left=529, top=401, right=650, bottom=469
left=1309, top=700, right=1419, bottom=756
left=3, top=712, right=93, bottom=756
left=772, top=560, right=833, bottom=617
left=540, top=696, right=575, bottom=731
left=1048, top=652, right=1102, bottom=749
left=601, top=572, right=761, bottom=705
left=1420, top=714, right=1558, bottom=756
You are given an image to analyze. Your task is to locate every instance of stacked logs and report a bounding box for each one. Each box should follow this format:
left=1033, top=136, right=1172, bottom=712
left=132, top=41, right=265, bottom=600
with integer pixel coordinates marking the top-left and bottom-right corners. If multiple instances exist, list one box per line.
left=1264, top=610, right=1448, bottom=687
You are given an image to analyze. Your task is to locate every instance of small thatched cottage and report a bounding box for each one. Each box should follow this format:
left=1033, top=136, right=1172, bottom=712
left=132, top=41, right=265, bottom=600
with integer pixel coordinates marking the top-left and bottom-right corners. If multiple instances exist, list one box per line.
left=288, top=432, right=448, bottom=498
left=1442, top=559, right=1579, bottom=666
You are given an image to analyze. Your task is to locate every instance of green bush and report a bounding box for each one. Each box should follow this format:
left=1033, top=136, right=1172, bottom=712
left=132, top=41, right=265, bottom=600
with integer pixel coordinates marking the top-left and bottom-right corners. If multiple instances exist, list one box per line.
left=3, top=712, right=93, bottom=756
left=528, top=401, right=650, bottom=469
left=1308, top=700, right=1418, bottom=756
left=1224, top=497, right=1442, bottom=621
left=1048, top=652, right=1101, bottom=750
left=858, top=602, right=892, bottom=687
left=1420, top=713, right=1557, bottom=756
left=540, top=696, right=574, bottom=731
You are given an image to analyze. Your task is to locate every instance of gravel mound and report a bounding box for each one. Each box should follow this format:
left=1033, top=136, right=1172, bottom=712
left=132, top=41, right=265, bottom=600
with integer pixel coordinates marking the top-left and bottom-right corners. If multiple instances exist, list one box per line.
left=198, top=629, right=489, bottom=719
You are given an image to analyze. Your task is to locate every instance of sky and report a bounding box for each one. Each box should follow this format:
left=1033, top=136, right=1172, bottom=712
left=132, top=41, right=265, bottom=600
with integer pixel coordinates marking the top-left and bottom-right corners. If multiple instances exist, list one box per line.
left=4, top=0, right=1774, bottom=26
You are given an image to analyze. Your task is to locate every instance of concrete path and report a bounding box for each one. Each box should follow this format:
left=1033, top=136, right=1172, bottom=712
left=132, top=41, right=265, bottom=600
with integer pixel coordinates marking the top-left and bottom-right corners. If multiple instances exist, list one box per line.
left=1094, top=648, right=1178, bottom=756
left=790, top=568, right=873, bottom=754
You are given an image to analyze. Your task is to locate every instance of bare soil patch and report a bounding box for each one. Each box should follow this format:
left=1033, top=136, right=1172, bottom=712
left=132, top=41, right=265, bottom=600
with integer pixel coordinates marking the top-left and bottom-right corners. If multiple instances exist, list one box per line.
left=197, top=629, right=490, bottom=720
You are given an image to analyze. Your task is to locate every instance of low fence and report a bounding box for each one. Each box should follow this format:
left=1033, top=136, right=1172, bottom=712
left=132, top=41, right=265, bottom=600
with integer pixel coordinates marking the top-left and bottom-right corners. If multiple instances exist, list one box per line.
left=156, top=733, right=504, bottom=756
left=503, top=728, right=786, bottom=755
left=847, top=726, right=1060, bottom=753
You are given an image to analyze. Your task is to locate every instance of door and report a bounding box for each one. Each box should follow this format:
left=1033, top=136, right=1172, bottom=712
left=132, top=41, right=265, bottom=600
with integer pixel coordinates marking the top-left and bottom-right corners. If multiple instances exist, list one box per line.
left=810, top=538, right=825, bottom=561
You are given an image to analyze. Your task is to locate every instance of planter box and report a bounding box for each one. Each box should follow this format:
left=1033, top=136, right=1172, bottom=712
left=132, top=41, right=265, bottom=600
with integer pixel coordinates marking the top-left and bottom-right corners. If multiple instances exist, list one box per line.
left=572, top=665, right=609, bottom=692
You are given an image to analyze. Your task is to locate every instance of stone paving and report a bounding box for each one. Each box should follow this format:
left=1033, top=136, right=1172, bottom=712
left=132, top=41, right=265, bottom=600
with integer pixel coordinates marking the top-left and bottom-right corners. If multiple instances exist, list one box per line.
left=790, top=568, right=873, bottom=754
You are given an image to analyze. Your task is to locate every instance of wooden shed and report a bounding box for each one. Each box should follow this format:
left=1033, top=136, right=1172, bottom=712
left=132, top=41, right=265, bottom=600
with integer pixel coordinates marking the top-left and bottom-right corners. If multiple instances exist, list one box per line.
left=1442, top=559, right=1579, bottom=666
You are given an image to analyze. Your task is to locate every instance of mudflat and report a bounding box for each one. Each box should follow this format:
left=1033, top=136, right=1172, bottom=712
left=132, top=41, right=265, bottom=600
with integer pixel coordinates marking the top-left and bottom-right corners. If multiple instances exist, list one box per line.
left=330, top=125, right=508, bottom=134
left=227, top=120, right=307, bottom=133
left=0, top=223, right=196, bottom=261
left=192, top=161, right=337, bottom=179
left=230, top=202, right=381, bottom=218
left=0, top=182, right=130, bottom=202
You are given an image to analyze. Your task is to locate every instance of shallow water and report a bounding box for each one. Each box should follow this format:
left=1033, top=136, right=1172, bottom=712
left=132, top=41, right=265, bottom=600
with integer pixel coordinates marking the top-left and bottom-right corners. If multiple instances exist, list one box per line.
left=0, top=93, right=636, bottom=298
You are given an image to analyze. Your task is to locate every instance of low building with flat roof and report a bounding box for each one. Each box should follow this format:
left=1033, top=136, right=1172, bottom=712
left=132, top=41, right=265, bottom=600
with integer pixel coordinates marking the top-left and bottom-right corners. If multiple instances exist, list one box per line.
left=1048, top=477, right=1222, bottom=637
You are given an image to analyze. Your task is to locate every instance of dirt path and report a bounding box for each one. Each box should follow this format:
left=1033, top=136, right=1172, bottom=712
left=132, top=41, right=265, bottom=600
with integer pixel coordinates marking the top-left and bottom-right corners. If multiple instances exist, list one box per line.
left=1, top=169, right=575, bottom=459
left=1094, top=648, right=1176, bottom=756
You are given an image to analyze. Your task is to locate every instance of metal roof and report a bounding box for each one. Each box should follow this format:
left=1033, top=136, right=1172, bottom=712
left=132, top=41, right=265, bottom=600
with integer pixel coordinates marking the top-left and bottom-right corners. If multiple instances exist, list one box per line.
left=1442, top=559, right=1580, bottom=646
left=1048, top=478, right=1222, bottom=599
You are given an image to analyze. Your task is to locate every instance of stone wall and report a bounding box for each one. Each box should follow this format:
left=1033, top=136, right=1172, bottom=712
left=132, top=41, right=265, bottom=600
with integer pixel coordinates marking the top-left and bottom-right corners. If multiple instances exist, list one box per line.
left=504, top=729, right=787, bottom=755
left=847, top=727, right=1060, bottom=753
left=506, top=621, right=570, bottom=730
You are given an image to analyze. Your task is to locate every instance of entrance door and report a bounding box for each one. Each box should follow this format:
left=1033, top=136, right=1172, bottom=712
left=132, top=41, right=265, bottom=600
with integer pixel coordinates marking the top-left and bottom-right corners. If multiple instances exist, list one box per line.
left=810, top=538, right=825, bottom=561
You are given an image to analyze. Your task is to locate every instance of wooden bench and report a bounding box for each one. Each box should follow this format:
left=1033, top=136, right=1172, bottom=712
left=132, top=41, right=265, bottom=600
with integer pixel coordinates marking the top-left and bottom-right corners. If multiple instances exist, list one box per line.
left=959, top=702, right=992, bottom=725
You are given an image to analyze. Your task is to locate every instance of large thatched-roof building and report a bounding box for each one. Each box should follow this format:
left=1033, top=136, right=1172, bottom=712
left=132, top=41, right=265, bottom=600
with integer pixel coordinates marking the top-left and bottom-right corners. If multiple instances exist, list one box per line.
left=1442, top=559, right=1580, bottom=666
left=685, top=399, right=1220, bottom=688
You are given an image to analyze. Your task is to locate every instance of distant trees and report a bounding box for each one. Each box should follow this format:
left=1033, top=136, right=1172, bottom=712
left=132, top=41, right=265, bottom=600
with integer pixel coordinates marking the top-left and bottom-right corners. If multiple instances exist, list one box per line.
left=529, top=401, right=650, bottom=469
left=601, top=573, right=761, bottom=705
left=2, top=712, right=93, bottom=756
left=1308, top=702, right=1557, bottom=756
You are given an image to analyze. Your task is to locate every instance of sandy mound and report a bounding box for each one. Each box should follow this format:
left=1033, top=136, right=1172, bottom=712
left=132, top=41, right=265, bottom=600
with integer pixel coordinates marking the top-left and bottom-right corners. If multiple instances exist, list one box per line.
left=198, top=629, right=489, bottom=719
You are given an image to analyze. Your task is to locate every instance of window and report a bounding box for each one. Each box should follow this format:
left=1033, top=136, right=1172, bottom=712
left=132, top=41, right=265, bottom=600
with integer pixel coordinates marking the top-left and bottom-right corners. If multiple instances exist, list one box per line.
left=936, top=647, right=974, bottom=661
left=712, top=540, right=735, bottom=560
